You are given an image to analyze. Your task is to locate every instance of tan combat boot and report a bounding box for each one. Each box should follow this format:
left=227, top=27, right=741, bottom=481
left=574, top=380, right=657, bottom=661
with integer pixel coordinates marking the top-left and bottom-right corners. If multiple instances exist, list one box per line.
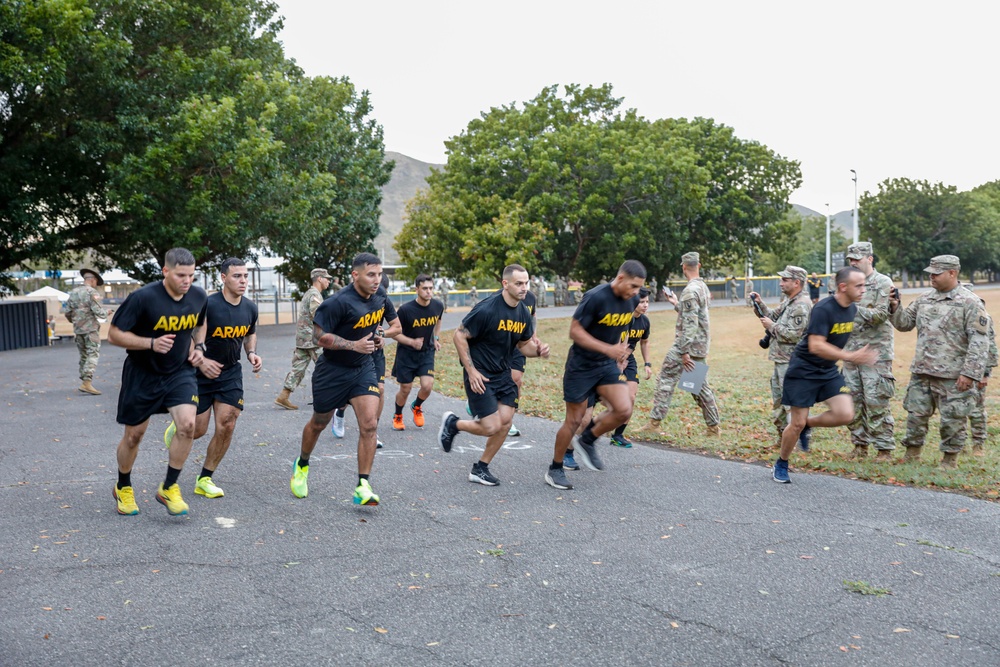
left=939, top=452, right=959, bottom=469
left=79, top=380, right=101, bottom=395
left=847, top=445, right=868, bottom=460
left=893, top=446, right=922, bottom=465
left=706, top=424, right=720, bottom=437
left=971, top=444, right=986, bottom=457
left=874, top=449, right=893, bottom=462
left=274, top=388, right=298, bottom=410
left=647, top=419, right=662, bottom=431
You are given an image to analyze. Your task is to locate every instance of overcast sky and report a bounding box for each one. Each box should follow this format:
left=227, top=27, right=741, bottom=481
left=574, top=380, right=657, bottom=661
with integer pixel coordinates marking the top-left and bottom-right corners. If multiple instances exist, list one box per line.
left=275, top=1, right=998, bottom=215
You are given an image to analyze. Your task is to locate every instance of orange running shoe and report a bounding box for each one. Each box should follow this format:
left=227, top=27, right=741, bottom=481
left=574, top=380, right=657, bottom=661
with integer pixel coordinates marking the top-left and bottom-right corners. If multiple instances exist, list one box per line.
left=392, top=413, right=405, bottom=430
left=411, top=402, right=425, bottom=428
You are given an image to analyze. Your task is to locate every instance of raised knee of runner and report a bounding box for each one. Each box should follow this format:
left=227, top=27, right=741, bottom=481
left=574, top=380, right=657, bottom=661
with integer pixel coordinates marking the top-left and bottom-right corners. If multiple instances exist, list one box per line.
left=172, top=417, right=196, bottom=440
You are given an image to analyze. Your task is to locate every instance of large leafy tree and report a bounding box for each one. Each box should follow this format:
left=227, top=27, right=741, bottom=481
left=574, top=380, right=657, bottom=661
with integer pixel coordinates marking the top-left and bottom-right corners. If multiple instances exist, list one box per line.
left=1, top=0, right=389, bottom=291
left=754, top=211, right=849, bottom=275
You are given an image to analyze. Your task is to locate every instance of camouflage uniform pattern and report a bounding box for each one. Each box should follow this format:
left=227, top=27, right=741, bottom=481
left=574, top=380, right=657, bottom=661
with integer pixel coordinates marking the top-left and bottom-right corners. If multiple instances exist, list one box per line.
left=651, top=277, right=719, bottom=425
left=891, top=285, right=991, bottom=452
left=763, top=291, right=812, bottom=435
left=65, top=285, right=109, bottom=381
left=843, top=269, right=896, bottom=450
left=283, top=286, right=323, bottom=392
left=968, top=291, right=998, bottom=447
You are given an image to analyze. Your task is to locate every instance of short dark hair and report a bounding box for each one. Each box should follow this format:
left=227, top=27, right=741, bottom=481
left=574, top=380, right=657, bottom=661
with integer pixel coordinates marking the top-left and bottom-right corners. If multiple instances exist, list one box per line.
left=352, top=252, right=382, bottom=271
left=638, top=287, right=651, bottom=299
left=835, top=265, right=864, bottom=287
left=164, top=247, right=195, bottom=268
left=414, top=273, right=433, bottom=288
left=618, top=260, right=647, bottom=280
left=502, top=264, right=527, bottom=281
left=380, top=272, right=390, bottom=290
left=220, top=257, right=246, bottom=275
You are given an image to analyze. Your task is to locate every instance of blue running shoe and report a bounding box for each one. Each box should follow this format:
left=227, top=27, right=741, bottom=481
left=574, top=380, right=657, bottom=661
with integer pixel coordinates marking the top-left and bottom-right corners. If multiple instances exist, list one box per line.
left=563, top=452, right=580, bottom=470
left=798, top=426, right=812, bottom=452
left=772, top=458, right=791, bottom=483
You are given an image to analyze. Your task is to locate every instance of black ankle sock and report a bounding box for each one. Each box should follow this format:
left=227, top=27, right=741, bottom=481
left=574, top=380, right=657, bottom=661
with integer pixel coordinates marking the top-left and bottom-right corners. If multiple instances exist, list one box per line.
left=117, top=471, right=131, bottom=489
left=614, top=423, right=627, bottom=437
left=413, top=396, right=425, bottom=408
left=335, top=408, right=346, bottom=418
left=587, top=418, right=596, bottom=430
left=394, top=403, right=404, bottom=416
left=359, top=474, right=369, bottom=483
left=298, top=455, right=310, bottom=468
left=164, top=466, right=182, bottom=488
left=566, top=447, right=575, bottom=455
left=475, top=460, right=488, bottom=469
left=199, top=467, right=214, bottom=480
left=580, top=428, right=596, bottom=446
left=549, top=460, right=564, bottom=470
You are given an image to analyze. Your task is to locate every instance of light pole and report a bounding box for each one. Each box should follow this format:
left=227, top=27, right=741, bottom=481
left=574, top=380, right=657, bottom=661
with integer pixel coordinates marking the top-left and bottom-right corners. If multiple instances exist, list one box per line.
left=825, top=203, right=831, bottom=274
left=850, top=169, right=859, bottom=244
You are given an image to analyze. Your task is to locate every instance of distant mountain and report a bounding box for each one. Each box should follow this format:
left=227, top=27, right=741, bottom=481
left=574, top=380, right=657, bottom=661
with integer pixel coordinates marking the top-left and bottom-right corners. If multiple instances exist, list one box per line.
left=374, top=152, right=443, bottom=263
left=791, top=203, right=854, bottom=238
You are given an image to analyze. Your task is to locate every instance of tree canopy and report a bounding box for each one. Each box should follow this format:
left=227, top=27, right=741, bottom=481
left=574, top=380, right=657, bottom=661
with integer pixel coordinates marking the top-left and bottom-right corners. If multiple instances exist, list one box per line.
left=395, top=84, right=801, bottom=285
left=1, top=0, right=390, bottom=291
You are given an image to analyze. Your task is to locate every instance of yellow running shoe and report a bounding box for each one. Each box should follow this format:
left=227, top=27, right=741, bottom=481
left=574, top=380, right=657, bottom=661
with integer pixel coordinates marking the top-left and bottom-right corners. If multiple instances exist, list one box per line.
left=194, top=476, right=224, bottom=498
left=156, top=483, right=189, bottom=515
left=113, top=485, right=139, bottom=515
left=353, top=478, right=380, bottom=506
left=290, top=457, right=309, bottom=498
left=164, top=420, right=176, bottom=449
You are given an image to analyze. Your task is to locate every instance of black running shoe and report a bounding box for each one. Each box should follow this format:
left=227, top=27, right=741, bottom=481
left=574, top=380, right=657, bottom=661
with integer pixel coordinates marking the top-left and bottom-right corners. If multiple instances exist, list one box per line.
left=798, top=426, right=812, bottom=452
left=438, top=411, right=459, bottom=453
left=545, top=467, right=573, bottom=490
left=468, top=463, right=500, bottom=486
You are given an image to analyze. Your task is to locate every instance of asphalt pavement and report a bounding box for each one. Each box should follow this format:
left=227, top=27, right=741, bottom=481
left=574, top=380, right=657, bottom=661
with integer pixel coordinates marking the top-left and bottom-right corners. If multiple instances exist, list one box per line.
left=2, top=320, right=999, bottom=666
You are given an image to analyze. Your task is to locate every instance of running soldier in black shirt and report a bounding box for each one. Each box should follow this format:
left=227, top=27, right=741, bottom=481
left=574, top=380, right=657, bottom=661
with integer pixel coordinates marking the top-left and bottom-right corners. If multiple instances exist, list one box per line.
left=163, top=258, right=261, bottom=499
left=390, top=274, right=444, bottom=430
left=507, top=287, right=537, bottom=438
left=108, top=248, right=209, bottom=516
left=547, top=260, right=646, bottom=490
left=610, top=287, right=653, bottom=448
left=438, top=264, right=550, bottom=486
left=772, top=266, right=877, bottom=483
left=290, top=253, right=400, bottom=506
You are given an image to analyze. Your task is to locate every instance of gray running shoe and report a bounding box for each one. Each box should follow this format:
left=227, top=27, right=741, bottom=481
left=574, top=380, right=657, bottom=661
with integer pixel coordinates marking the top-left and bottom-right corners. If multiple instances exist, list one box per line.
left=573, top=435, right=604, bottom=471
left=545, top=467, right=573, bottom=490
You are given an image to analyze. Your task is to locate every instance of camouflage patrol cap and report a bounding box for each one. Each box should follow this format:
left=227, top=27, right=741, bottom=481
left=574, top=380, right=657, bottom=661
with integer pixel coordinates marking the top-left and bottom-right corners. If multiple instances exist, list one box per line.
left=311, top=268, right=332, bottom=281
left=777, top=265, right=807, bottom=283
left=681, top=252, right=700, bottom=266
left=923, top=255, right=960, bottom=274
left=79, top=268, right=104, bottom=286
left=846, top=242, right=873, bottom=260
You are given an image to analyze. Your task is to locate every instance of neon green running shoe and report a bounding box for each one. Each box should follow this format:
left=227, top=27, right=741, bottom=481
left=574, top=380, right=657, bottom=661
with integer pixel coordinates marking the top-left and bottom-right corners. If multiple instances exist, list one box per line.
left=353, top=478, right=380, bottom=506
left=156, top=483, right=189, bottom=515
left=164, top=420, right=176, bottom=449
left=113, top=485, right=139, bottom=515
left=194, top=476, right=224, bottom=498
left=290, top=457, right=309, bottom=498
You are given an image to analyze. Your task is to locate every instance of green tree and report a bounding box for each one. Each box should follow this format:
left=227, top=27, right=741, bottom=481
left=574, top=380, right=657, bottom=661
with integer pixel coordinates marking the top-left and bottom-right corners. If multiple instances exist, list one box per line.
left=755, top=212, right=850, bottom=275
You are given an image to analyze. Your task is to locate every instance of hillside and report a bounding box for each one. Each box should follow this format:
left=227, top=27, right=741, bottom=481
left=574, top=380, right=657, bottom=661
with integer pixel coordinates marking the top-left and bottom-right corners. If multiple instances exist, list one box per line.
left=792, top=203, right=854, bottom=238
left=375, top=151, right=442, bottom=263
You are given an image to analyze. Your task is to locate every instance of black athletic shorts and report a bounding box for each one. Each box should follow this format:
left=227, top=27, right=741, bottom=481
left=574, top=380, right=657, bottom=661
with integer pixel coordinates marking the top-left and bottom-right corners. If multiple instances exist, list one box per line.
left=781, top=371, right=849, bottom=408
left=392, top=348, right=435, bottom=384
left=117, top=358, right=198, bottom=426
left=312, top=356, right=380, bottom=414
left=563, top=359, right=626, bottom=404
left=373, top=349, right=386, bottom=384
left=464, top=369, right=519, bottom=419
left=196, top=372, right=244, bottom=414
left=624, top=355, right=639, bottom=383
left=510, top=348, right=526, bottom=373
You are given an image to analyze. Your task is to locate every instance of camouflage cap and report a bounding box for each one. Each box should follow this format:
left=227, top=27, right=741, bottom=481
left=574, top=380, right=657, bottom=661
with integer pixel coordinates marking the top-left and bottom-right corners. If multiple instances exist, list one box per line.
left=923, top=255, right=960, bottom=274
left=777, top=265, right=807, bottom=283
left=310, top=268, right=332, bottom=281
left=79, top=268, right=104, bottom=286
left=846, top=241, right=873, bottom=259
left=681, top=251, right=700, bottom=266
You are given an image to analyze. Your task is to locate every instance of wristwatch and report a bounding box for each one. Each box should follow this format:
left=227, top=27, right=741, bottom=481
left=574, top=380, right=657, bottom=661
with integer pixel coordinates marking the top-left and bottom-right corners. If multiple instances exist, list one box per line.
left=195, top=342, right=207, bottom=352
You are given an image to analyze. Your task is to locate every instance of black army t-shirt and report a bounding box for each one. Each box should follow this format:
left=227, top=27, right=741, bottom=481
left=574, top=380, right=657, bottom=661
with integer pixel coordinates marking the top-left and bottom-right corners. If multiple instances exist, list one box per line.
left=112, top=281, right=208, bottom=375
left=200, top=292, right=258, bottom=382
left=568, top=283, right=640, bottom=368
left=628, top=313, right=650, bottom=351
left=787, top=296, right=858, bottom=378
left=461, top=291, right=534, bottom=375
left=396, top=298, right=445, bottom=357
left=314, top=284, right=398, bottom=367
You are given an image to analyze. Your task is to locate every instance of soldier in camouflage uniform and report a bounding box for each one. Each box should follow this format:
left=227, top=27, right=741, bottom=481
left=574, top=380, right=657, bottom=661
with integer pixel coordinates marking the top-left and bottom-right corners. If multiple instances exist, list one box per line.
left=843, top=242, right=897, bottom=460
left=750, top=265, right=812, bottom=443
left=64, top=268, right=111, bottom=395
left=275, top=268, right=331, bottom=410
left=648, top=252, right=721, bottom=435
left=889, top=255, right=991, bottom=467
left=961, top=283, right=998, bottom=456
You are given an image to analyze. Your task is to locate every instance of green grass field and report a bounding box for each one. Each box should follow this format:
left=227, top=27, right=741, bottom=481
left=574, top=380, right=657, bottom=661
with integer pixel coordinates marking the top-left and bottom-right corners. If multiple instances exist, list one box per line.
left=386, top=292, right=1000, bottom=501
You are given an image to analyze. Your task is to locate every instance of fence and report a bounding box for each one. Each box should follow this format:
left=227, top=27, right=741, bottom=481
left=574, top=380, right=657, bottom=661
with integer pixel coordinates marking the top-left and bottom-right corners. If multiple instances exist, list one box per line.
left=0, top=300, right=49, bottom=352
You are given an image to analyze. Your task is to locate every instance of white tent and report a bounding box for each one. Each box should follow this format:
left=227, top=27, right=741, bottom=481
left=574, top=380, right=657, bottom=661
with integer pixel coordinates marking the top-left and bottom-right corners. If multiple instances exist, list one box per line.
left=26, top=285, right=70, bottom=301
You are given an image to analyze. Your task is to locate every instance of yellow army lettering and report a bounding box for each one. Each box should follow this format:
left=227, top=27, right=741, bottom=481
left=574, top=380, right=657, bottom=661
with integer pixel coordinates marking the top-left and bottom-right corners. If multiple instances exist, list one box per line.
left=153, top=314, right=199, bottom=332
left=211, top=325, right=251, bottom=339
left=497, top=319, right=527, bottom=334
left=411, top=316, right=440, bottom=328
left=629, top=327, right=646, bottom=339
left=352, top=307, right=387, bottom=330
left=368, top=385, right=381, bottom=393
left=596, top=313, right=634, bottom=327
left=829, top=322, right=854, bottom=335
